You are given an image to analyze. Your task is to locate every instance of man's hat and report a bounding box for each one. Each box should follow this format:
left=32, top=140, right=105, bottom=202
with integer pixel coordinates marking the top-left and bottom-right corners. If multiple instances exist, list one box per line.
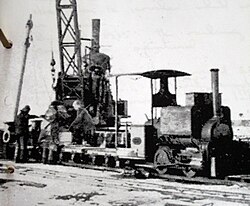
left=21, top=105, right=30, bottom=112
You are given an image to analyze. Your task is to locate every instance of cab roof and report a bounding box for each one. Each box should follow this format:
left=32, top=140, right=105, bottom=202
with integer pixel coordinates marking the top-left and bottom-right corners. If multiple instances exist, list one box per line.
left=140, top=70, right=191, bottom=79
left=110, top=69, right=191, bottom=78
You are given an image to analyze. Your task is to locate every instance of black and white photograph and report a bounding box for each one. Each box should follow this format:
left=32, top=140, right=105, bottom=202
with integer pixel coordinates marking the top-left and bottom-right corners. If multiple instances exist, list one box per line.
left=1, top=0, right=250, bottom=205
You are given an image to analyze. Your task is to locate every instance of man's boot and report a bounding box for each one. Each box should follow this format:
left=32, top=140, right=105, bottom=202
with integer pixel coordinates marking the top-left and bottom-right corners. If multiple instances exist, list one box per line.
left=48, top=149, right=54, bottom=164
left=14, top=144, right=20, bottom=163
left=19, top=149, right=25, bottom=163
left=42, top=146, right=48, bottom=164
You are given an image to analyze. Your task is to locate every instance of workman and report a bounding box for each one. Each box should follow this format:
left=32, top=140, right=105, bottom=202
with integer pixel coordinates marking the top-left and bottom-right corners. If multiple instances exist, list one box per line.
left=69, top=100, right=95, bottom=144
left=29, top=119, right=42, bottom=161
left=39, top=101, right=69, bottom=164
left=14, top=105, right=31, bottom=163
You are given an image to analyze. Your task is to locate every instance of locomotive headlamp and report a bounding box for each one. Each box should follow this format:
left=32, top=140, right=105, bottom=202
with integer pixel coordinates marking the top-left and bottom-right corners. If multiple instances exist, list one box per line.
left=132, top=137, right=142, bottom=145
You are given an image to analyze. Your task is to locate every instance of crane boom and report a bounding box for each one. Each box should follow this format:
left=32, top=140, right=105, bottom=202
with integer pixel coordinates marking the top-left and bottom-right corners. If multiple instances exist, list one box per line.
left=54, top=0, right=123, bottom=127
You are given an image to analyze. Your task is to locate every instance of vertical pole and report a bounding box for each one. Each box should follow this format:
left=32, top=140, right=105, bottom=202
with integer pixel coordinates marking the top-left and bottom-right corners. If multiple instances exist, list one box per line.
left=151, top=79, right=154, bottom=126
left=115, top=76, right=118, bottom=148
left=174, top=77, right=177, bottom=95
left=125, top=122, right=128, bottom=148
left=14, top=15, right=33, bottom=121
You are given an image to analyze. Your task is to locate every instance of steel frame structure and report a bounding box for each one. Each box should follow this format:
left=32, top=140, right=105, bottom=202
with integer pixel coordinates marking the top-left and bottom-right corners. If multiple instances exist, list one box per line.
left=55, top=0, right=84, bottom=101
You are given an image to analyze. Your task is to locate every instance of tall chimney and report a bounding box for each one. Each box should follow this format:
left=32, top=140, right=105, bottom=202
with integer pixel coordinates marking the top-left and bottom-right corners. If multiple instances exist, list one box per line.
left=91, top=19, right=100, bottom=54
left=210, top=68, right=220, bottom=117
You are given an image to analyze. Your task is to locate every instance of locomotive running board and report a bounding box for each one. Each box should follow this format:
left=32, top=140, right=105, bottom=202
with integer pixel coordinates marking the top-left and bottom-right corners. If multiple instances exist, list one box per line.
left=226, top=175, right=250, bottom=183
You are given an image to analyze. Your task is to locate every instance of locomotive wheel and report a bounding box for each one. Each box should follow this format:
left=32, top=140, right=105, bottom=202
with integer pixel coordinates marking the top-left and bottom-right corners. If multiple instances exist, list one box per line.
left=154, top=146, right=172, bottom=175
left=182, top=167, right=196, bottom=178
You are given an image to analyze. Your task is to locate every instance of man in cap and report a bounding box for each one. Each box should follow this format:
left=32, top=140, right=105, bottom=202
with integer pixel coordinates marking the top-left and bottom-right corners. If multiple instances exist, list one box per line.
left=15, top=105, right=31, bottom=163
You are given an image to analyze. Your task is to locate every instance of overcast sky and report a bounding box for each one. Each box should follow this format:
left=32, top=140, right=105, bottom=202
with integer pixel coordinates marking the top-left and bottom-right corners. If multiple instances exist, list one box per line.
left=1, top=0, right=250, bottom=127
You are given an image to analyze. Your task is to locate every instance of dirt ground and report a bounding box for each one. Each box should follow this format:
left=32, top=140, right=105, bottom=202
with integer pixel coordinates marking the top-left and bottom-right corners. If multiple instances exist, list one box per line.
left=0, top=161, right=250, bottom=206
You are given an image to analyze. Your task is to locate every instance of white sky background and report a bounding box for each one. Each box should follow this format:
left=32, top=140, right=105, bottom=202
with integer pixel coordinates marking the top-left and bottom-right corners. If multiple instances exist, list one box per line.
left=0, top=0, right=250, bottom=128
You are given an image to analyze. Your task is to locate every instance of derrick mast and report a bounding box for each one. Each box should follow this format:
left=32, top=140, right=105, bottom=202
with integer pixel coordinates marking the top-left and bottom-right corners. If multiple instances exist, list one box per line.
left=55, top=0, right=84, bottom=104
left=54, top=1, right=116, bottom=126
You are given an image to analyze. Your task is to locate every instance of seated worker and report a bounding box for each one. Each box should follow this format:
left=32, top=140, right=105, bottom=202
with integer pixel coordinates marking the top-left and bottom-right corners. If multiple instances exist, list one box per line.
left=69, top=100, right=95, bottom=145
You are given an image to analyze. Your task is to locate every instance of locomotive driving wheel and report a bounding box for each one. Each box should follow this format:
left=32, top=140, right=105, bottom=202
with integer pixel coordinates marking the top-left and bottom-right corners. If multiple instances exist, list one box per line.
left=154, top=146, right=172, bottom=175
left=182, top=166, right=196, bottom=178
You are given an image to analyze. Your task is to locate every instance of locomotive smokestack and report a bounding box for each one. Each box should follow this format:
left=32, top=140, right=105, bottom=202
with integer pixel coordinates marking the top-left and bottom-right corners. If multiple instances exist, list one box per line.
left=91, top=19, right=100, bottom=54
left=210, top=68, right=220, bottom=117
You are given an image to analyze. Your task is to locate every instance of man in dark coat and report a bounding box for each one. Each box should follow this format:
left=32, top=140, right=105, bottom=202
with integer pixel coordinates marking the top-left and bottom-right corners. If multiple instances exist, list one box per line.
left=15, top=105, right=31, bottom=163
left=69, top=100, right=95, bottom=144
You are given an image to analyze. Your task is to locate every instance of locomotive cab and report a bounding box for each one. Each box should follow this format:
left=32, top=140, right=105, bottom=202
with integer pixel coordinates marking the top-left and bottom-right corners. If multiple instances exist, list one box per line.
left=113, top=70, right=191, bottom=163
left=151, top=69, right=233, bottom=177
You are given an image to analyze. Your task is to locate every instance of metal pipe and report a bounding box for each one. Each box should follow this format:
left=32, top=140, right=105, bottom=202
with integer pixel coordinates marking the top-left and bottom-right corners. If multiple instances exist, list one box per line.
left=115, top=76, right=118, bottom=148
left=151, top=79, right=154, bottom=126
left=210, top=68, right=220, bottom=117
left=125, top=122, right=128, bottom=148
left=91, top=19, right=100, bottom=54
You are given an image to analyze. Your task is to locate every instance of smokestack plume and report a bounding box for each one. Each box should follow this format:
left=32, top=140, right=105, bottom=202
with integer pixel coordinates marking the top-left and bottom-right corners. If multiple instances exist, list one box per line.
left=210, top=68, right=220, bottom=117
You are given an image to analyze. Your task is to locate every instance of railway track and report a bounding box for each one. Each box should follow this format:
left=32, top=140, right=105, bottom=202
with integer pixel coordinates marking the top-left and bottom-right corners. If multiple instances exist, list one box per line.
left=10, top=161, right=250, bottom=205
left=60, top=160, right=250, bottom=186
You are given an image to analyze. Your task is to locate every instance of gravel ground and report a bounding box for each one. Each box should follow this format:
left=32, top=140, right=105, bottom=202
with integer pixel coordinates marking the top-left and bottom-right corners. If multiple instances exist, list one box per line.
left=0, top=161, right=250, bottom=206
